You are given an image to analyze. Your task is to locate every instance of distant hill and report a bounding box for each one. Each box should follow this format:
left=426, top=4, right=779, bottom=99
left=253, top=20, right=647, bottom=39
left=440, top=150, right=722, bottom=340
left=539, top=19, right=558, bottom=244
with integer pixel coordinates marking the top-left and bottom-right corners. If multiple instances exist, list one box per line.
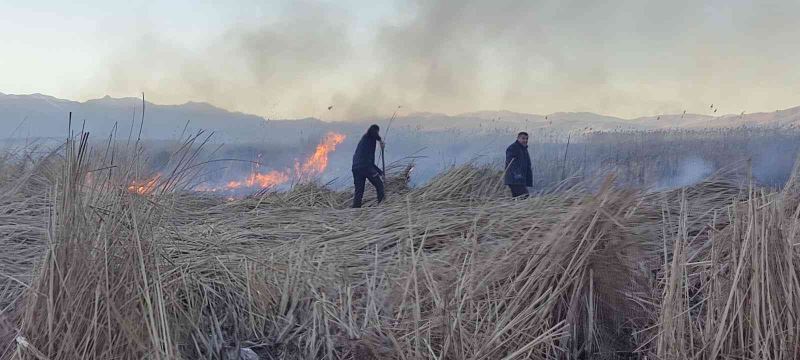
left=0, top=93, right=284, bottom=142
left=2, top=93, right=800, bottom=143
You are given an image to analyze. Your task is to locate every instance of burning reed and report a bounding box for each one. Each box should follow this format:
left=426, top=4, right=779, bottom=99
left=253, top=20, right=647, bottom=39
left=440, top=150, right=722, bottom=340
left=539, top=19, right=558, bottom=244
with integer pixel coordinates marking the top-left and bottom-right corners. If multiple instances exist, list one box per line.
left=1, top=134, right=799, bottom=359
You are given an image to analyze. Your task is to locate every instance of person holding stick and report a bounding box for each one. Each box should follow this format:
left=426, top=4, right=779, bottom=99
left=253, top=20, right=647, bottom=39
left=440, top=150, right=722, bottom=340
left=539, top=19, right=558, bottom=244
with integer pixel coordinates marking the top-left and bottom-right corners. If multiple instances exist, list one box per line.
left=505, top=132, right=533, bottom=198
left=351, top=124, right=385, bottom=208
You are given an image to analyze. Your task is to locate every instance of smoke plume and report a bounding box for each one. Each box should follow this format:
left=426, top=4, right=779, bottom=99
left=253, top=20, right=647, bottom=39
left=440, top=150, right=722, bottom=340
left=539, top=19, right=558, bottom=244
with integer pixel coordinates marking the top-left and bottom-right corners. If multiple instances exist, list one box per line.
left=91, top=0, right=800, bottom=120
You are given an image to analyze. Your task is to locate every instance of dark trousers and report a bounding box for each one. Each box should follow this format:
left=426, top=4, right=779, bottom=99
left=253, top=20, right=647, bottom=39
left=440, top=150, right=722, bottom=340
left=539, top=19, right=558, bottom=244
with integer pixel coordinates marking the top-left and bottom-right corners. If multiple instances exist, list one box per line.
left=353, top=169, right=385, bottom=208
left=509, top=185, right=529, bottom=198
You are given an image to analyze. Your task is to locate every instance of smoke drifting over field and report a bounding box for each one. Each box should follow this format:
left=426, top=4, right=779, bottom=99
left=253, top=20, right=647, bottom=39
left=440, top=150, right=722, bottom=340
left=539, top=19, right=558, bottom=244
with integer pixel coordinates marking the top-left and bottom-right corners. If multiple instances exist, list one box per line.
left=127, top=126, right=800, bottom=194
left=656, top=157, right=714, bottom=190
left=93, top=0, right=800, bottom=120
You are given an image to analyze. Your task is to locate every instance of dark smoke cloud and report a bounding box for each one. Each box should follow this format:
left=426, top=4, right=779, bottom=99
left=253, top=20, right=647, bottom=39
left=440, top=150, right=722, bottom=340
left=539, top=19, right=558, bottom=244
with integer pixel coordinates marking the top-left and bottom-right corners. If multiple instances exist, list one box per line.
left=92, top=0, right=800, bottom=120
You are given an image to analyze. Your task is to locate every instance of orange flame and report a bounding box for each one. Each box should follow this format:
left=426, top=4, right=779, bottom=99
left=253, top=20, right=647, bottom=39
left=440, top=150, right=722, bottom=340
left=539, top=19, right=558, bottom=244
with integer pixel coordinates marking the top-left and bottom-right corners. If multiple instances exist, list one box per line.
left=225, top=170, right=290, bottom=189
left=197, top=132, right=346, bottom=192
left=127, top=175, right=160, bottom=195
left=298, top=132, right=346, bottom=177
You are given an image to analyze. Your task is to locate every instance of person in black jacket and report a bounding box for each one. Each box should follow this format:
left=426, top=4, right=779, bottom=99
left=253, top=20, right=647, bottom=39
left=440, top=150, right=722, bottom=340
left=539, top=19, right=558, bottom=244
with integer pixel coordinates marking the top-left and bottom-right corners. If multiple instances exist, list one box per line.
left=505, top=132, right=533, bottom=198
left=352, top=124, right=386, bottom=208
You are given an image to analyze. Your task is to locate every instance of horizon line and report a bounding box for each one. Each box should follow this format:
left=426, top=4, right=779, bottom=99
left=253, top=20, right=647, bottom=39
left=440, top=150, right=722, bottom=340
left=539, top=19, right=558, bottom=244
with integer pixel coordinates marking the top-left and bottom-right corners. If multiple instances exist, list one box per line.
left=2, top=91, right=798, bottom=122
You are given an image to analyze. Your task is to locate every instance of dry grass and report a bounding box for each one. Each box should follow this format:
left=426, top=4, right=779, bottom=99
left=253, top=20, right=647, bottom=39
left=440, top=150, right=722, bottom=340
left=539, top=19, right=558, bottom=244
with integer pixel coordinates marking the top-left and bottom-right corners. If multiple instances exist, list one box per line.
left=1, top=132, right=799, bottom=359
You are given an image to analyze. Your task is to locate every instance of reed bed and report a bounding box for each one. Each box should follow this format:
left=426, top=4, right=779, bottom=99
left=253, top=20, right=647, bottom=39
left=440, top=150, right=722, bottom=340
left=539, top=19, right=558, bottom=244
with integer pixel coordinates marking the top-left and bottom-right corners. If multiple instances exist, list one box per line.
left=1, top=134, right=799, bottom=359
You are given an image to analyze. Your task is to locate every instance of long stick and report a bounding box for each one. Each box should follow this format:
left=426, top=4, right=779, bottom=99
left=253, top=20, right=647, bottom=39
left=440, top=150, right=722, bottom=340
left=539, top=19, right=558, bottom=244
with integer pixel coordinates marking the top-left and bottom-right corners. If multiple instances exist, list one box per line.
left=384, top=107, right=399, bottom=140
left=381, top=107, right=399, bottom=179
left=381, top=147, right=386, bottom=181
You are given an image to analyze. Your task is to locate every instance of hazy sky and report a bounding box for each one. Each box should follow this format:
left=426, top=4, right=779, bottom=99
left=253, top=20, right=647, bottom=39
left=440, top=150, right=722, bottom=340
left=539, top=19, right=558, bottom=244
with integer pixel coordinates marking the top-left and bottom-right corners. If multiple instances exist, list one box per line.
left=1, top=0, right=798, bottom=120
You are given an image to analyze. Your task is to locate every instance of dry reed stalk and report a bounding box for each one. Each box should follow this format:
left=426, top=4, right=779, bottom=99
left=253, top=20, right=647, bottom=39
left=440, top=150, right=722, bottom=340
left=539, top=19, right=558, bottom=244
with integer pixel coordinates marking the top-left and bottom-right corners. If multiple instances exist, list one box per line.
left=2, top=133, right=800, bottom=359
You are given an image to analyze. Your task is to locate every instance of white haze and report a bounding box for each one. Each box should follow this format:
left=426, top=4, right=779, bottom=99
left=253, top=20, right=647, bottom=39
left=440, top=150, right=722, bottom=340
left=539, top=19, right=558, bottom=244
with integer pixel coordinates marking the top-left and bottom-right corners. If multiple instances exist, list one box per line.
left=42, top=0, right=800, bottom=120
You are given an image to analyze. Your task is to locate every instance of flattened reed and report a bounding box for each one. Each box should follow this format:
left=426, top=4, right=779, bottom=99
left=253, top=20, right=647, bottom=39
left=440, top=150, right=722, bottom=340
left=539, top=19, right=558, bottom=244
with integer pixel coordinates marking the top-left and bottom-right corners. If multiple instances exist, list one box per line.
left=1, top=136, right=799, bottom=359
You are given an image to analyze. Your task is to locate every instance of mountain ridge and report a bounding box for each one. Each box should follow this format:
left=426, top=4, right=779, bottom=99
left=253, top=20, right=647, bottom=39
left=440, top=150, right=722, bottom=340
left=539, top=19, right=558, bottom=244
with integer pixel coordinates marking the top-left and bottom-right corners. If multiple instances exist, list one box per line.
left=2, top=93, right=800, bottom=142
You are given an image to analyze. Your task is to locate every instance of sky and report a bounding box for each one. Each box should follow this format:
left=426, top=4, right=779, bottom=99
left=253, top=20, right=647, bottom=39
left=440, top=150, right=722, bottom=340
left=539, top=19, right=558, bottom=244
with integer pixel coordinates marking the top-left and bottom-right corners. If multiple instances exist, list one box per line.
left=0, top=0, right=798, bottom=120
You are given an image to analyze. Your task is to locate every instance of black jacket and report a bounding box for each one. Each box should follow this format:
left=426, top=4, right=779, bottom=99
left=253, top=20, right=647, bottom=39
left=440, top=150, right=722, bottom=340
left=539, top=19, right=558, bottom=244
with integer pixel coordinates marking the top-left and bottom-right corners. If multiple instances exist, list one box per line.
left=352, top=132, right=382, bottom=174
left=505, top=141, right=533, bottom=186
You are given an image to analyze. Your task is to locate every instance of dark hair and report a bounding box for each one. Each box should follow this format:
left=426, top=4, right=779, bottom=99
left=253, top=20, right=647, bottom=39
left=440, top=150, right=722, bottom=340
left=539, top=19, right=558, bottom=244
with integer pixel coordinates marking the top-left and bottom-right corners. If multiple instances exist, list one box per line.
left=367, top=124, right=380, bottom=138
left=517, top=132, right=529, bottom=137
